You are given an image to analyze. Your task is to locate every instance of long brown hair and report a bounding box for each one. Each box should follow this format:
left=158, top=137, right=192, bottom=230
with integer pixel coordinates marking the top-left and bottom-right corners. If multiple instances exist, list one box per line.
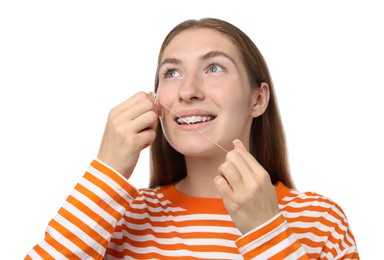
left=150, top=18, right=295, bottom=189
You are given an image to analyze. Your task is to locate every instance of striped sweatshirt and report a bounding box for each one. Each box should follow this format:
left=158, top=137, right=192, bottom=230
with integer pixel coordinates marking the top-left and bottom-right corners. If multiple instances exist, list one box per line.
left=25, top=160, right=359, bottom=259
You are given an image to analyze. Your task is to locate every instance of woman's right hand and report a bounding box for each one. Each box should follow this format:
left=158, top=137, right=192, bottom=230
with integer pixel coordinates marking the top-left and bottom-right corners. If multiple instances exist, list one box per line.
left=97, top=91, right=158, bottom=179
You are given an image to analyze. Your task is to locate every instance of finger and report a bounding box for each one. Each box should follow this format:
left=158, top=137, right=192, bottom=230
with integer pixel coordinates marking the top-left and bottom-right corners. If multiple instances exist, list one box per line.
left=226, top=140, right=266, bottom=186
left=225, top=147, right=253, bottom=181
left=115, top=92, right=157, bottom=120
left=136, top=128, right=157, bottom=149
left=218, top=160, right=244, bottom=191
left=131, top=110, right=158, bottom=133
left=232, top=139, right=265, bottom=173
left=233, top=139, right=245, bottom=150
left=214, top=175, right=234, bottom=201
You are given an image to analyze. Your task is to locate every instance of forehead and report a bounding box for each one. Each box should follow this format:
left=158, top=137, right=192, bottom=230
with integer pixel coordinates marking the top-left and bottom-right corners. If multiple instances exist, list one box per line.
left=161, top=28, right=242, bottom=61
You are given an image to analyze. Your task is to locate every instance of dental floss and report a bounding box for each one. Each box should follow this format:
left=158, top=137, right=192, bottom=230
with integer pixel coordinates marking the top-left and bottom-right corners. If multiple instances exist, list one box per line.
left=154, top=95, right=229, bottom=153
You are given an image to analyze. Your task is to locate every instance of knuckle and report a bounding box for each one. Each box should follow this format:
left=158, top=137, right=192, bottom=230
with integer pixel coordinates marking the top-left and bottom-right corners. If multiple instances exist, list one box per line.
left=148, top=111, right=158, bottom=121
left=142, top=98, right=154, bottom=110
left=137, top=91, right=147, bottom=99
left=220, top=161, right=230, bottom=171
left=225, top=150, right=237, bottom=161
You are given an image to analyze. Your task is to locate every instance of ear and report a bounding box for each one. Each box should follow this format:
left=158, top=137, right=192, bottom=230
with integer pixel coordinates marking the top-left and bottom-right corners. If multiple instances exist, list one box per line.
left=250, top=82, right=270, bottom=118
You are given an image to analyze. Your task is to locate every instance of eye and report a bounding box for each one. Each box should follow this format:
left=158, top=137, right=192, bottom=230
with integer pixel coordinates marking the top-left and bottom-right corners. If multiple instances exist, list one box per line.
left=207, top=64, right=225, bottom=73
left=164, top=69, right=181, bottom=78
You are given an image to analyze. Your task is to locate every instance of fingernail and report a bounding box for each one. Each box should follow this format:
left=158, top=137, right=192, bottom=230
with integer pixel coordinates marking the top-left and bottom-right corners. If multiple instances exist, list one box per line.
left=233, top=139, right=242, bottom=145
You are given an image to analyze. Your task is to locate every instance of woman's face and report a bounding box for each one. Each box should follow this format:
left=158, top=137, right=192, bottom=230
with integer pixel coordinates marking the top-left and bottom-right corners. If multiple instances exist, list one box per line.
left=157, top=28, right=258, bottom=157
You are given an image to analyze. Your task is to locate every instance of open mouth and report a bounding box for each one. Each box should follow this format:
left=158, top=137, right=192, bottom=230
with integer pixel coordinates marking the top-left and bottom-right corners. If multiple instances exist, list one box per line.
left=176, top=115, right=216, bottom=125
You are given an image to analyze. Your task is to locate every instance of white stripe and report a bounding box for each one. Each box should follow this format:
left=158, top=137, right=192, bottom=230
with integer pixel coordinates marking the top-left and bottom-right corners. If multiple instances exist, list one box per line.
left=286, top=220, right=352, bottom=255
left=282, top=201, right=349, bottom=226
left=334, top=245, right=358, bottom=258
left=34, top=239, right=65, bottom=259
left=80, top=177, right=126, bottom=214
left=119, top=228, right=236, bottom=247
left=129, top=202, right=185, bottom=213
left=105, top=255, right=154, bottom=260
left=300, top=242, right=322, bottom=255
left=257, top=233, right=301, bottom=259
left=62, top=201, right=111, bottom=240
left=345, top=230, right=357, bottom=246
left=82, top=168, right=134, bottom=202
left=87, top=160, right=137, bottom=201
left=294, top=231, right=327, bottom=243
left=71, top=189, right=117, bottom=224
left=287, top=220, right=348, bottom=247
left=124, top=222, right=240, bottom=235
left=282, top=210, right=349, bottom=236
left=321, top=250, right=339, bottom=259
left=109, top=242, right=241, bottom=259
left=284, top=245, right=307, bottom=259
left=238, top=219, right=286, bottom=255
left=286, top=217, right=349, bottom=241
left=135, top=195, right=172, bottom=206
left=284, top=190, right=325, bottom=201
left=126, top=212, right=232, bottom=222
left=281, top=199, right=335, bottom=210
left=26, top=249, right=43, bottom=259
left=140, top=188, right=160, bottom=196
left=46, top=225, right=92, bottom=259
left=54, top=214, right=104, bottom=255
left=282, top=208, right=339, bottom=219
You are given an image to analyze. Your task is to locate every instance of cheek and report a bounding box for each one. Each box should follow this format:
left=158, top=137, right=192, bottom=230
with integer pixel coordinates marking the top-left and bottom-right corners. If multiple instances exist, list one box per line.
left=156, top=84, right=176, bottom=107
left=220, top=88, right=254, bottom=118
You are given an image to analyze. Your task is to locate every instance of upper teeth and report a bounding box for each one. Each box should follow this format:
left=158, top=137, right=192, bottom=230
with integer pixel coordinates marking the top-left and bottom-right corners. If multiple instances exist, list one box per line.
left=176, top=115, right=214, bottom=124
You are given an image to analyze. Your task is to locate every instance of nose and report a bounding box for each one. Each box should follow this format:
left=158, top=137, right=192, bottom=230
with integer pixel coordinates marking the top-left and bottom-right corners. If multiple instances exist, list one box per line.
left=178, top=73, right=204, bottom=102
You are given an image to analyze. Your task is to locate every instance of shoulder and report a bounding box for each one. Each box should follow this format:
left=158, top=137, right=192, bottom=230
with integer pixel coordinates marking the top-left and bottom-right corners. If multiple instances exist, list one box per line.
left=276, top=182, right=350, bottom=229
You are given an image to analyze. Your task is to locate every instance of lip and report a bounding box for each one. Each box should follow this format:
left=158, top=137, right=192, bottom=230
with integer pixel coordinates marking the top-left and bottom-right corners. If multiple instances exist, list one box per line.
left=173, top=109, right=216, bottom=119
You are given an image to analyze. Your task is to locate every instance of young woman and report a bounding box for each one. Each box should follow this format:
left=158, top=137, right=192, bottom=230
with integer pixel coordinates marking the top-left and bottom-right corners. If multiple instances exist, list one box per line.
left=25, top=18, right=359, bottom=259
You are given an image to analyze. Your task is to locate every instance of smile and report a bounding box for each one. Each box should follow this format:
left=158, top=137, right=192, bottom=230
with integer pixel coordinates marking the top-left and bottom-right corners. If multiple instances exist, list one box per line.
left=176, top=115, right=215, bottom=125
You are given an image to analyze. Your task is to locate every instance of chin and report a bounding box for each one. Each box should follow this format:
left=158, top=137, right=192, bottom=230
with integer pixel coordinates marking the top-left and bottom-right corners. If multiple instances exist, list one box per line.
left=172, top=140, right=225, bottom=157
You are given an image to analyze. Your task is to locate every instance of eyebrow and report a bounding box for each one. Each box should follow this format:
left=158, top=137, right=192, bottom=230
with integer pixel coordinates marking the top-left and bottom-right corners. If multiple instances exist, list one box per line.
left=201, top=50, right=236, bottom=65
left=159, top=50, right=236, bottom=68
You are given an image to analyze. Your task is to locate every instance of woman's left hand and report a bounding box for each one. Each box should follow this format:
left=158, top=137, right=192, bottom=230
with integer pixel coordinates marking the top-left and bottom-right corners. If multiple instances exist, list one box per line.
left=214, top=139, right=281, bottom=234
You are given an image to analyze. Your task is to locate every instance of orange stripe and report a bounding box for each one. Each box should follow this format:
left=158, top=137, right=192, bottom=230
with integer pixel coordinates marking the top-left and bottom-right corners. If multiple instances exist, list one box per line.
left=74, top=183, right=122, bottom=220
left=123, top=215, right=236, bottom=228
left=44, top=233, right=81, bottom=260
left=66, top=195, right=114, bottom=233
left=322, top=245, right=338, bottom=258
left=236, top=213, right=285, bottom=248
left=49, top=219, right=102, bottom=259
left=90, top=160, right=138, bottom=198
left=297, top=254, right=309, bottom=260
left=288, top=217, right=346, bottom=238
left=242, top=225, right=292, bottom=258
left=84, top=171, right=130, bottom=209
left=32, top=244, right=55, bottom=260
left=268, top=238, right=302, bottom=260
left=115, top=238, right=239, bottom=254
left=344, top=251, right=359, bottom=259
left=113, top=223, right=240, bottom=241
left=280, top=194, right=336, bottom=206
left=58, top=207, right=108, bottom=248
left=124, top=206, right=186, bottom=217
left=107, top=247, right=233, bottom=260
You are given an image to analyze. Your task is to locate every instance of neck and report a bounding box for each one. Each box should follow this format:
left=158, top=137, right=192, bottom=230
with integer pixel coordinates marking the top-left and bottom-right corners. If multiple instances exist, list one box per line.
left=175, top=153, right=226, bottom=198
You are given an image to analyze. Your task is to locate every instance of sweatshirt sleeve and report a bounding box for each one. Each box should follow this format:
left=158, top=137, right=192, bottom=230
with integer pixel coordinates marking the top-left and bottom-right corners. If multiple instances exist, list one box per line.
left=235, top=206, right=359, bottom=259
left=235, top=213, right=307, bottom=259
left=25, top=159, right=138, bottom=260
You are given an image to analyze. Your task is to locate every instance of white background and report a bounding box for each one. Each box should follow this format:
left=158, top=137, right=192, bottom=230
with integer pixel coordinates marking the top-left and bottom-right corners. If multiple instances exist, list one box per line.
left=1, top=1, right=382, bottom=259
